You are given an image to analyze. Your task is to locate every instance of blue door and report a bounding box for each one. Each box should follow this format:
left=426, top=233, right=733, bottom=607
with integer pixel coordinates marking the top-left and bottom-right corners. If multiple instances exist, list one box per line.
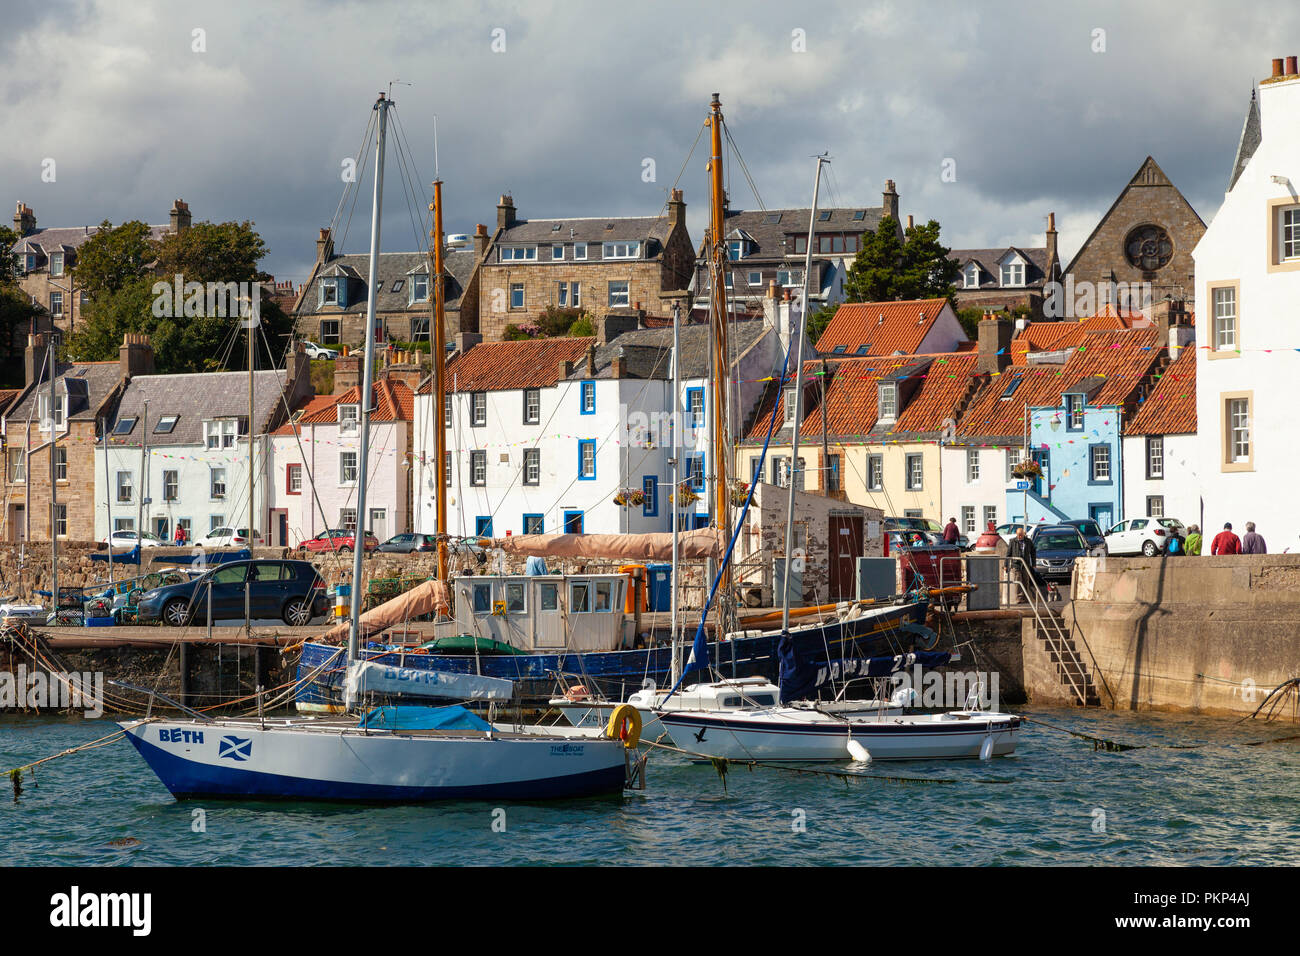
left=563, top=511, right=584, bottom=534
left=1089, top=503, right=1113, bottom=528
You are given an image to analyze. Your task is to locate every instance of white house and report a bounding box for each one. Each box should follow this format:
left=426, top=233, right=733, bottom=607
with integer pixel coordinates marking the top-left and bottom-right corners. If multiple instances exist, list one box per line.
left=1192, top=56, right=1300, bottom=548
left=268, top=379, right=414, bottom=545
left=1121, top=345, right=1200, bottom=526
left=413, top=318, right=779, bottom=538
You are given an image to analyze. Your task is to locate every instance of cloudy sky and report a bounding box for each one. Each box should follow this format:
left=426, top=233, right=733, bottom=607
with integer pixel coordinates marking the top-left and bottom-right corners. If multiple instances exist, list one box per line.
left=3, top=0, right=1295, bottom=286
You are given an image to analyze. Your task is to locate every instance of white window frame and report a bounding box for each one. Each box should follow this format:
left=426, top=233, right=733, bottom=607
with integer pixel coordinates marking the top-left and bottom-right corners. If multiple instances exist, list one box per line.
left=1090, top=445, right=1110, bottom=482
left=1228, top=398, right=1250, bottom=463
left=574, top=242, right=587, bottom=260
left=340, top=451, right=358, bottom=485
left=205, top=419, right=237, bottom=449
left=163, top=469, right=179, bottom=501
left=500, top=246, right=538, bottom=262
left=961, top=505, right=975, bottom=534
left=1212, top=286, right=1237, bottom=352
left=966, top=449, right=980, bottom=483
left=471, top=450, right=487, bottom=486
left=607, top=280, right=630, bottom=308
left=49, top=252, right=64, bottom=277
left=879, top=383, right=897, bottom=421
left=338, top=404, right=359, bottom=435
left=602, top=241, right=640, bottom=260
left=524, top=448, right=540, bottom=485
left=471, top=392, right=487, bottom=426
left=116, top=470, right=134, bottom=503
left=552, top=244, right=564, bottom=261
left=1006, top=447, right=1023, bottom=482
left=1281, top=206, right=1300, bottom=262
left=1146, top=435, right=1164, bottom=480
left=210, top=466, right=227, bottom=500
left=905, top=454, right=923, bottom=491
left=1000, top=260, right=1025, bottom=287
left=524, top=388, right=540, bottom=424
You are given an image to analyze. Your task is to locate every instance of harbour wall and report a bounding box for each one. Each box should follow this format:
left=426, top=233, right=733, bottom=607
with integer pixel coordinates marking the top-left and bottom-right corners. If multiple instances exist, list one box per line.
left=1050, top=555, right=1300, bottom=719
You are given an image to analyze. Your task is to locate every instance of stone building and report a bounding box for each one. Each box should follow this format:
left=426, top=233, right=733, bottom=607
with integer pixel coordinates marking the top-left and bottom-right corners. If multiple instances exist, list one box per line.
left=8, top=199, right=191, bottom=336
left=475, top=192, right=695, bottom=341
left=292, top=228, right=482, bottom=349
left=1063, top=157, right=1205, bottom=311
left=947, top=213, right=1060, bottom=320
left=2, top=333, right=142, bottom=542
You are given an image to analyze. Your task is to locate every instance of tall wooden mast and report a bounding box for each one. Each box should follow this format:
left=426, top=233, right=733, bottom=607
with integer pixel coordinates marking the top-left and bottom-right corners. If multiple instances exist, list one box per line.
left=430, top=179, right=449, bottom=584
left=707, top=93, right=732, bottom=594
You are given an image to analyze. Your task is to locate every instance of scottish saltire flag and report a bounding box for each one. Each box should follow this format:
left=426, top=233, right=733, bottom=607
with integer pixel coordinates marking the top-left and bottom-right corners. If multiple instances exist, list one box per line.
left=218, top=736, right=252, bottom=761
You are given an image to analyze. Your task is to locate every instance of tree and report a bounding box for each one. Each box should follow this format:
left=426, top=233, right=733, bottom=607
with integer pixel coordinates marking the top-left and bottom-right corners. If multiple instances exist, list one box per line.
left=65, top=220, right=294, bottom=374
left=0, top=226, right=40, bottom=387
left=71, top=220, right=155, bottom=297
left=843, top=216, right=960, bottom=305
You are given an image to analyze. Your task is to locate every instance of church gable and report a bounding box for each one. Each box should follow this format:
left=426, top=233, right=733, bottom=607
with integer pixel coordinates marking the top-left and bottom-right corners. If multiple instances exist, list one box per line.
left=1064, top=156, right=1206, bottom=309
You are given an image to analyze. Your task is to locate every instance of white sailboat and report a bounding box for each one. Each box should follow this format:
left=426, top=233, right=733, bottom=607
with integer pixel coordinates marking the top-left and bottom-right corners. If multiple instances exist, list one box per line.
left=119, top=92, right=631, bottom=801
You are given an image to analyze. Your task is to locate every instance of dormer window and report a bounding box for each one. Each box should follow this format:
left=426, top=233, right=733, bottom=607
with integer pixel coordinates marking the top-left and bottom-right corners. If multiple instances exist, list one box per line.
left=1065, top=394, right=1084, bottom=430
left=602, top=241, right=640, bottom=260
left=783, top=387, right=797, bottom=424
left=320, top=277, right=344, bottom=307
left=409, top=273, right=429, bottom=304
left=878, top=383, right=898, bottom=421
left=204, top=418, right=238, bottom=450
left=727, top=240, right=745, bottom=261
left=999, top=255, right=1025, bottom=287
left=50, top=252, right=64, bottom=277
left=338, top=404, right=359, bottom=435
left=39, top=394, right=67, bottom=432
left=500, top=246, right=538, bottom=262
left=963, top=263, right=981, bottom=288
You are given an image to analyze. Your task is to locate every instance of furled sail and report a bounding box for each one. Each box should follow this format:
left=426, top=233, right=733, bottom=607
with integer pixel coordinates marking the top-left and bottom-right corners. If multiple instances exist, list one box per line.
left=481, top=528, right=723, bottom=561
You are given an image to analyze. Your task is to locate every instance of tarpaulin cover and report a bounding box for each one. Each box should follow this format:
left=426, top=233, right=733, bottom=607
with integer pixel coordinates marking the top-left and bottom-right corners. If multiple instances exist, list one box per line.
left=318, top=579, right=450, bottom=643
left=483, top=528, right=723, bottom=561
left=358, top=704, right=493, bottom=732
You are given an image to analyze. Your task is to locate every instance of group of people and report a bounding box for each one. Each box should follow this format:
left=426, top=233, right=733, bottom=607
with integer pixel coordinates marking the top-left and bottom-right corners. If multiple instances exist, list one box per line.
left=1205, top=521, right=1268, bottom=555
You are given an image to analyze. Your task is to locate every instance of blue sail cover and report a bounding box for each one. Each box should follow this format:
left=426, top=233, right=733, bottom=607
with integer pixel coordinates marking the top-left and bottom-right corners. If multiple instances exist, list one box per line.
left=357, top=705, right=493, bottom=732
left=778, top=636, right=950, bottom=704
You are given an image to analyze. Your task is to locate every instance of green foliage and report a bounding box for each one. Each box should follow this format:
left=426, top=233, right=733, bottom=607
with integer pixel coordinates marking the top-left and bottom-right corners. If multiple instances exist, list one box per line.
left=0, top=226, right=22, bottom=283
left=0, top=226, right=41, bottom=386
left=65, top=220, right=292, bottom=374
left=843, top=216, right=960, bottom=305
left=310, top=359, right=334, bottom=396
left=956, top=307, right=984, bottom=340
left=389, top=339, right=432, bottom=353
left=536, top=306, right=585, bottom=337
left=805, top=304, right=837, bottom=345
left=569, top=316, right=595, bottom=337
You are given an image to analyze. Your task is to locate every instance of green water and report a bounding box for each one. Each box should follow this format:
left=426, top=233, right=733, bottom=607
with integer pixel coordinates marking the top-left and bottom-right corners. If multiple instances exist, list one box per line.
left=2, top=708, right=1298, bottom=866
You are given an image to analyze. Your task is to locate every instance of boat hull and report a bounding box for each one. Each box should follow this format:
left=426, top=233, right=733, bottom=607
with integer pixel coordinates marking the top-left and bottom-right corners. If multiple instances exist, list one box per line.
left=294, top=601, right=929, bottom=711
left=656, top=711, right=1021, bottom=762
left=121, top=719, right=627, bottom=801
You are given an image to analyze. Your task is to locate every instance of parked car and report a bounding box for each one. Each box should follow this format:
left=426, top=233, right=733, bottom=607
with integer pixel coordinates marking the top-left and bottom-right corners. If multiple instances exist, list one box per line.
left=298, top=529, right=379, bottom=553
left=1028, top=525, right=1090, bottom=583
left=301, top=341, right=338, bottom=360
left=377, top=533, right=438, bottom=554
left=995, top=523, right=1027, bottom=544
left=101, top=530, right=164, bottom=549
left=1062, top=518, right=1108, bottom=555
left=195, top=527, right=264, bottom=548
left=137, top=559, right=329, bottom=627
left=1104, top=517, right=1188, bottom=556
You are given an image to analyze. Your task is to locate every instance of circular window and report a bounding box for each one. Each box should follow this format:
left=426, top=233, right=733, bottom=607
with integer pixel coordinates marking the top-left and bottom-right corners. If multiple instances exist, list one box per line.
left=1124, top=225, right=1173, bottom=271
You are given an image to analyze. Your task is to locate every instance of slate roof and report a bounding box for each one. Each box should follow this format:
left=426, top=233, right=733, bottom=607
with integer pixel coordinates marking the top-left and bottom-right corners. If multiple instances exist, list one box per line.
left=14, top=224, right=170, bottom=262
left=814, top=299, right=953, bottom=355
left=295, top=249, right=477, bottom=316
left=7, top=362, right=123, bottom=424
left=704, top=206, right=884, bottom=262
left=574, top=320, right=769, bottom=381
left=497, top=215, right=671, bottom=246
left=106, top=370, right=290, bottom=447
left=1228, top=89, right=1262, bottom=192
left=425, top=337, right=595, bottom=393
left=1124, top=345, right=1196, bottom=436
left=948, top=246, right=1050, bottom=290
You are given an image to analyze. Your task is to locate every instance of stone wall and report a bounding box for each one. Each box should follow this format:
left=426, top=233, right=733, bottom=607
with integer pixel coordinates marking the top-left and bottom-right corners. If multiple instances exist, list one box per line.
left=1060, top=555, right=1300, bottom=718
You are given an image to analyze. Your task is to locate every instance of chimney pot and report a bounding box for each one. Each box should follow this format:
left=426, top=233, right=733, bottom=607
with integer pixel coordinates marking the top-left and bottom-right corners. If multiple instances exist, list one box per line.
left=1287, top=55, right=1298, bottom=76
left=1272, top=57, right=1285, bottom=78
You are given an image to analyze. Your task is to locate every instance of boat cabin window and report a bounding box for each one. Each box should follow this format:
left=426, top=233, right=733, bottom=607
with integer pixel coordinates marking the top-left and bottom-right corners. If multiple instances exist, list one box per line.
left=749, top=694, right=775, bottom=706
left=722, top=696, right=742, bottom=708
left=594, top=581, right=613, bottom=612
left=472, top=582, right=492, bottom=614
left=539, top=583, right=558, bottom=611
left=570, top=582, right=590, bottom=613
left=505, top=581, right=526, bottom=614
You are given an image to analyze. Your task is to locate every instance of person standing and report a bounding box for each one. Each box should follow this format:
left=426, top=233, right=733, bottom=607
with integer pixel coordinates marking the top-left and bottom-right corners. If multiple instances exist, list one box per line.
left=1242, top=521, right=1268, bottom=554
left=943, top=517, right=960, bottom=545
left=1007, top=527, right=1040, bottom=602
left=1211, top=522, right=1242, bottom=555
left=174, top=523, right=187, bottom=546
left=1184, top=524, right=1202, bottom=555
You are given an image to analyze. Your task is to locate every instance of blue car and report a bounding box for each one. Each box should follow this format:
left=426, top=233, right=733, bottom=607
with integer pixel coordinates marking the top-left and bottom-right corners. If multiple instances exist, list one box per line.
left=1028, top=525, right=1090, bottom=584
left=138, top=559, right=329, bottom=627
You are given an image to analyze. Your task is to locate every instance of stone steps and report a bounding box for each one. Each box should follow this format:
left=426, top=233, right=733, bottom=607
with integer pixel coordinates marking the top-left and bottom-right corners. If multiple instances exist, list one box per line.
left=1034, top=611, right=1101, bottom=706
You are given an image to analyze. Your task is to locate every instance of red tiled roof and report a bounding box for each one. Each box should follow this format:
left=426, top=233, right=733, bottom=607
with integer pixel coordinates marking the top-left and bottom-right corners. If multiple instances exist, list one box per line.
left=813, top=298, right=952, bottom=355
left=273, top=380, right=413, bottom=434
left=892, top=353, right=981, bottom=434
left=419, top=337, right=595, bottom=393
left=1124, top=346, right=1196, bottom=436
left=1064, top=327, right=1162, bottom=407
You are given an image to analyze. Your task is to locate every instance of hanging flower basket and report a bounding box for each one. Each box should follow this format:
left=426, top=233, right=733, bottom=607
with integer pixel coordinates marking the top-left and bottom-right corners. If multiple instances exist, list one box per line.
left=1011, top=459, right=1042, bottom=479
left=729, top=480, right=751, bottom=507
left=671, top=482, right=701, bottom=506
left=612, top=488, right=646, bottom=507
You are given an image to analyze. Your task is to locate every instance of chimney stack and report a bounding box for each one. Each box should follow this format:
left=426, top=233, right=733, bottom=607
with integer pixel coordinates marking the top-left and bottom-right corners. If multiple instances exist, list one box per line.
left=611, top=349, right=627, bottom=379
left=12, top=202, right=35, bottom=237
left=25, top=332, right=52, bottom=388
left=586, top=342, right=597, bottom=376
left=667, top=189, right=686, bottom=231
left=1046, top=212, right=1060, bottom=280
left=882, top=179, right=900, bottom=223
left=559, top=359, right=574, bottom=379
left=316, top=228, right=334, bottom=262
left=334, top=353, right=361, bottom=395
left=1288, top=56, right=1299, bottom=76
left=906, top=214, right=914, bottom=230
left=473, top=223, right=490, bottom=258
left=975, top=311, right=1012, bottom=375
left=169, top=199, right=191, bottom=233
left=497, top=194, right=517, bottom=231
left=285, top=340, right=314, bottom=407
left=119, top=332, right=155, bottom=379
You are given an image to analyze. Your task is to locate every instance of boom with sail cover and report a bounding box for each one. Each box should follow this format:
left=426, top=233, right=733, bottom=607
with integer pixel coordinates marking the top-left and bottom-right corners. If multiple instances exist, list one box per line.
left=481, top=528, right=723, bottom=561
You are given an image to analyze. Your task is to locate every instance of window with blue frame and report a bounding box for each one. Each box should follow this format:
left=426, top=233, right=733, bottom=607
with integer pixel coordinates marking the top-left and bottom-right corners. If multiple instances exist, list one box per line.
left=1066, top=394, right=1084, bottom=430
left=580, top=381, right=596, bottom=414
left=686, top=387, right=704, bottom=428
left=687, top=453, right=706, bottom=491
left=475, top=516, right=493, bottom=536
left=1088, top=444, right=1112, bottom=484
left=523, top=514, right=544, bottom=535
left=564, top=510, right=584, bottom=534
left=643, top=476, right=658, bottom=517
left=578, top=439, right=596, bottom=480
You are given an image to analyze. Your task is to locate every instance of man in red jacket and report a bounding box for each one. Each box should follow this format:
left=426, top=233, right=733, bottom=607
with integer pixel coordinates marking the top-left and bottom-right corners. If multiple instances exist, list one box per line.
left=1211, top=522, right=1242, bottom=555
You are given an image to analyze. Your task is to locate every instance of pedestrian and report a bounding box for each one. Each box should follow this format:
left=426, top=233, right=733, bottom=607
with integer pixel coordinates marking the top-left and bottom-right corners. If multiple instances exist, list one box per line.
left=943, top=516, right=960, bottom=545
left=1242, top=521, right=1268, bottom=554
left=1211, top=522, right=1242, bottom=555
left=1007, top=527, right=1041, bottom=602
left=174, top=523, right=186, bottom=546
left=1184, top=524, right=1202, bottom=555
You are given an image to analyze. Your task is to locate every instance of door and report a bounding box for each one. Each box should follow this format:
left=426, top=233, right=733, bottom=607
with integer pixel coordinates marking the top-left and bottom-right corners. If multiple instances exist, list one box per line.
left=1088, top=504, right=1112, bottom=535
left=370, top=508, right=387, bottom=543
left=10, top=505, right=25, bottom=542
left=563, top=510, right=584, bottom=534
left=249, top=561, right=289, bottom=618
left=828, top=515, right=863, bottom=601
left=153, top=517, right=170, bottom=541
left=208, top=563, right=250, bottom=619
left=272, top=509, right=288, bottom=547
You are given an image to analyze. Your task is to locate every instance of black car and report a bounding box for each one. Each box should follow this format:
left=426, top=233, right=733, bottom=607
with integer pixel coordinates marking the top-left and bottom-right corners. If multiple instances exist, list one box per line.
left=1028, top=525, right=1090, bottom=583
left=1062, top=518, right=1107, bottom=554
left=138, top=559, right=329, bottom=627
left=377, top=533, right=438, bottom=554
